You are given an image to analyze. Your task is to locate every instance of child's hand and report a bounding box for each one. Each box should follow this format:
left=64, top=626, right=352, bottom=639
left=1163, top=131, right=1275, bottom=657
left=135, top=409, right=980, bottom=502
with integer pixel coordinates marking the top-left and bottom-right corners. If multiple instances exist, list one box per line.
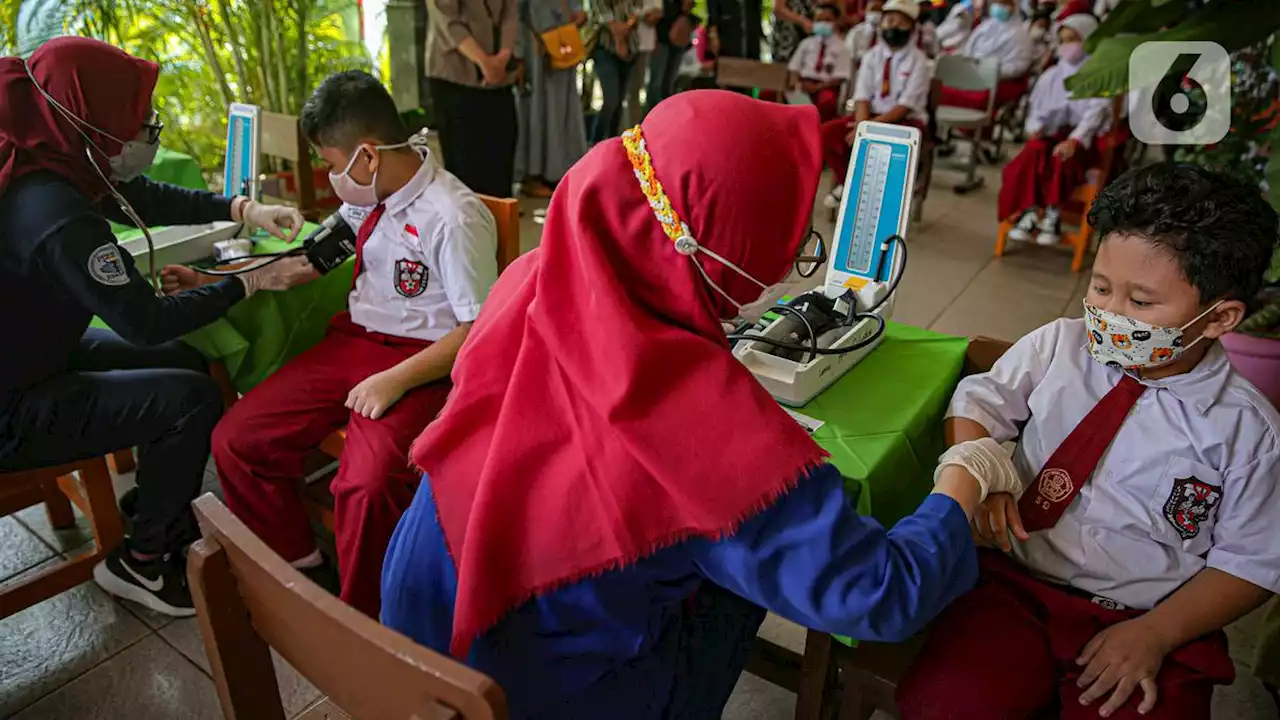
left=1076, top=618, right=1171, bottom=717
left=346, top=369, right=409, bottom=420
left=1053, top=138, right=1080, bottom=161
left=160, top=264, right=212, bottom=295
left=971, top=492, right=1029, bottom=552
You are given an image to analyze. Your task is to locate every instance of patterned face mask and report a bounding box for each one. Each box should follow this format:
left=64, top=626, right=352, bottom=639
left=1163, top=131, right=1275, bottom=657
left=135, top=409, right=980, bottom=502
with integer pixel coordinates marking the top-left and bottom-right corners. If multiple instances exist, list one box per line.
left=1083, top=299, right=1223, bottom=370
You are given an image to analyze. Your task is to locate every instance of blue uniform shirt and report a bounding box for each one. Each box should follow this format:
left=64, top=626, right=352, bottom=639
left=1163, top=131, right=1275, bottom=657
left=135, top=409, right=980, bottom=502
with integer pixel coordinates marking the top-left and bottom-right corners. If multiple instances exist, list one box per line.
left=381, top=463, right=977, bottom=719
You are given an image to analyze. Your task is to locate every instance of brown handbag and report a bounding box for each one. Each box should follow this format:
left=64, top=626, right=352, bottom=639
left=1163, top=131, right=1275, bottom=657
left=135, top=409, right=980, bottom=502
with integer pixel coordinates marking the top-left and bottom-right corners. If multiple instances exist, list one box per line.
left=539, top=1, right=587, bottom=70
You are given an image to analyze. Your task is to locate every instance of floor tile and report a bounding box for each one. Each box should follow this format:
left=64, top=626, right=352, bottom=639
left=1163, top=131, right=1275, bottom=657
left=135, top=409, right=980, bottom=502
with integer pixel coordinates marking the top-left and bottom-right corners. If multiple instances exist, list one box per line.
left=722, top=671, right=797, bottom=720
left=9, top=635, right=222, bottom=720
left=757, top=613, right=807, bottom=655
left=159, top=617, right=323, bottom=717
left=293, top=697, right=353, bottom=720
left=14, top=500, right=96, bottom=557
left=0, top=517, right=56, bottom=583
left=0, top=560, right=150, bottom=718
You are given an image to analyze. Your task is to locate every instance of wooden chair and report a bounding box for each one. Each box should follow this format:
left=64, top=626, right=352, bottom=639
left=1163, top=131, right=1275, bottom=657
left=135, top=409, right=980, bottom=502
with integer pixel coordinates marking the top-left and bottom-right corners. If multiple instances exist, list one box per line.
left=304, top=194, right=522, bottom=533
left=0, top=456, right=125, bottom=619
left=259, top=111, right=320, bottom=222
left=994, top=96, right=1128, bottom=273
left=715, top=58, right=791, bottom=99
left=188, top=494, right=507, bottom=719
left=794, top=336, right=1013, bottom=720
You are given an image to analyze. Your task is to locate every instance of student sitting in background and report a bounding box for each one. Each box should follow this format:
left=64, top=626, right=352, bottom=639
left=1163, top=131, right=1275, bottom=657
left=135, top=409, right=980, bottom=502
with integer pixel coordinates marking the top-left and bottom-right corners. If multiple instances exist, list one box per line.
left=820, top=0, right=930, bottom=207
left=935, top=0, right=983, bottom=55
left=787, top=2, right=852, bottom=121
left=899, top=163, right=1280, bottom=720
left=1026, top=5, right=1055, bottom=69
left=212, top=71, right=498, bottom=620
left=915, top=0, right=939, bottom=55
left=939, top=0, right=1033, bottom=110
left=846, top=0, right=884, bottom=68
left=999, top=12, right=1108, bottom=245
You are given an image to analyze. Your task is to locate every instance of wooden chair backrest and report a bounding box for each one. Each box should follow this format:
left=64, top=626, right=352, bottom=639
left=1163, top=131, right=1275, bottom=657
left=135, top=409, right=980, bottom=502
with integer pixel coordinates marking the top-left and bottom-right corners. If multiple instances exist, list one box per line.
left=715, top=58, right=791, bottom=94
left=964, top=336, right=1013, bottom=376
left=189, top=494, right=508, bottom=720
left=478, top=195, right=521, bottom=273
left=259, top=111, right=318, bottom=219
left=1093, top=96, right=1128, bottom=179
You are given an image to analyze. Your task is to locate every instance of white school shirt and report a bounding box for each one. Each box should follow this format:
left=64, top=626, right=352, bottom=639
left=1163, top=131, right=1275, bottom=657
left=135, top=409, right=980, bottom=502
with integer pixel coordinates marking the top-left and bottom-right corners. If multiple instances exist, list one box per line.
left=962, top=16, right=1033, bottom=78
left=1024, top=57, right=1111, bottom=147
left=949, top=318, right=1280, bottom=609
left=935, top=2, right=975, bottom=53
left=846, top=19, right=877, bottom=68
left=635, top=0, right=662, bottom=53
left=340, top=151, right=499, bottom=342
left=852, top=42, right=931, bottom=123
left=788, top=34, right=853, bottom=83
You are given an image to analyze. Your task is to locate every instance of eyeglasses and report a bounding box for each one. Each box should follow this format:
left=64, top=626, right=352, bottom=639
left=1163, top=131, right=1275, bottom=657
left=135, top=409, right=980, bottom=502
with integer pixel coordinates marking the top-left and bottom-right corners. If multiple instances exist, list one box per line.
left=794, top=227, right=828, bottom=278
left=141, top=110, right=164, bottom=144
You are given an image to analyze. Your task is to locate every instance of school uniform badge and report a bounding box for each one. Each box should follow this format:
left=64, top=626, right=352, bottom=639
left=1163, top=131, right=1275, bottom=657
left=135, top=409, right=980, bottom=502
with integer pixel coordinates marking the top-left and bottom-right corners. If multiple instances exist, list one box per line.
left=1162, top=476, right=1222, bottom=540
left=394, top=258, right=428, bottom=297
left=87, top=243, right=129, bottom=286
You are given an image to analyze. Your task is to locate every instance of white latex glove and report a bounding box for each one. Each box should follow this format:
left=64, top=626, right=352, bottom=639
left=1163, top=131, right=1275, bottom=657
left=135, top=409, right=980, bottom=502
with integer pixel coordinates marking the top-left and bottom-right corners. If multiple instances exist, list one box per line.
left=934, top=437, right=1024, bottom=503
left=240, top=200, right=305, bottom=241
left=237, top=256, right=319, bottom=296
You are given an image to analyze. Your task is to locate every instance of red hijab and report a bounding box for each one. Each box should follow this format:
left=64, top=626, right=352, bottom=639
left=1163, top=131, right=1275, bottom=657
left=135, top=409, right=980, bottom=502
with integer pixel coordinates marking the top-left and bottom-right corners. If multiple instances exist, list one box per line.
left=0, top=37, right=158, bottom=200
left=412, top=91, right=830, bottom=658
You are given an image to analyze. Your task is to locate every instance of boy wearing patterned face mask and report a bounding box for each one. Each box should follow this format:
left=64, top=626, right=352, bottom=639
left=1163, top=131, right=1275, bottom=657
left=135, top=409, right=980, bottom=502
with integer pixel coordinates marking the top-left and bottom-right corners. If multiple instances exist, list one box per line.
left=212, top=70, right=498, bottom=619
left=786, top=2, right=852, bottom=121
left=898, top=164, right=1280, bottom=720
left=999, top=11, right=1109, bottom=245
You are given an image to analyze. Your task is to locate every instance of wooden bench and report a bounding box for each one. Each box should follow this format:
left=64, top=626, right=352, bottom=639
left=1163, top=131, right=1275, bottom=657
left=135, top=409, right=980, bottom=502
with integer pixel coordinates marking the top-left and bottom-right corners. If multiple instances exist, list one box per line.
left=189, top=493, right=507, bottom=719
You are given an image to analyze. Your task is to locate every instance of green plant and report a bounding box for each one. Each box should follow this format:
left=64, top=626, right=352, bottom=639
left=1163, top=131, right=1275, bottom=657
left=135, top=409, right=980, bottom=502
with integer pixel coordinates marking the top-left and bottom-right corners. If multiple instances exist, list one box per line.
left=2, top=0, right=371, bottom=175
left=1062, top=0, right=1280, bottom=339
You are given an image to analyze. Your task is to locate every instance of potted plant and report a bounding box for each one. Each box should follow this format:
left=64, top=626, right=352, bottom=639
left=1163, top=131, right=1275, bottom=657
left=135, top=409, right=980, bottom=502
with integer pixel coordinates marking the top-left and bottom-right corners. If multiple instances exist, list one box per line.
left=1221, top=247, right=1280, bottom=407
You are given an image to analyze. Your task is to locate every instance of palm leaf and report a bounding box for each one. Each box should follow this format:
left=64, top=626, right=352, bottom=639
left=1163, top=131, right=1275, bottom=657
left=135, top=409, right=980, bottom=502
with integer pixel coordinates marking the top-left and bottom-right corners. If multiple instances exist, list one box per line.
left=1067, top=0, right=1280, bottom=99
left=1084, top=0, right=1187, bottom=54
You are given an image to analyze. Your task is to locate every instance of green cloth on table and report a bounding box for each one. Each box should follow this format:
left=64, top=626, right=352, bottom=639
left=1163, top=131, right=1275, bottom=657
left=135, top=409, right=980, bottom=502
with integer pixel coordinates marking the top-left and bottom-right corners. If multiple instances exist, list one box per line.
left=795, top=322, right=969, bottom=647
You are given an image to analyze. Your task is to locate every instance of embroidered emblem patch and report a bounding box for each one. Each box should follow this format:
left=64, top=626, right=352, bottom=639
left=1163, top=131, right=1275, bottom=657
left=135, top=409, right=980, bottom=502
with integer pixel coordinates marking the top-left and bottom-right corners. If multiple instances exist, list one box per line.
left=1162, top=476, right=1221, bottom=540
left=1037, top=468, right=1074, bottom=503
left=394, top=258, right=428, bottom=297
left=87, top=244, right=129, bottom=286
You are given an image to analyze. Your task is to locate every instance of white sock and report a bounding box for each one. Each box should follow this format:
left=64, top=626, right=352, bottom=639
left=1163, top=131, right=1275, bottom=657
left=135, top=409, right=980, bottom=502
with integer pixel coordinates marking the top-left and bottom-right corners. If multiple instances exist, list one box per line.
left=290, top=549, right=323, bottom=569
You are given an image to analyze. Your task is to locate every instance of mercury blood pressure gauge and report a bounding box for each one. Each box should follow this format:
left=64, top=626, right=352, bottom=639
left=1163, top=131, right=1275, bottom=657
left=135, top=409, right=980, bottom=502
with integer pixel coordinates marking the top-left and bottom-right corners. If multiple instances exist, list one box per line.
left=733, top=121, right=919, bottom=407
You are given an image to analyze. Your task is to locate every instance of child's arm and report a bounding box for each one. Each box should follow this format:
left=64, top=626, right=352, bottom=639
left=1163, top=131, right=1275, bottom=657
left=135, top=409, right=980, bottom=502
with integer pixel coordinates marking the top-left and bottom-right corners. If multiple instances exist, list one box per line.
left=946, top=321, right=1057, bottom=444
left=346, top=324, right=473, bottom=419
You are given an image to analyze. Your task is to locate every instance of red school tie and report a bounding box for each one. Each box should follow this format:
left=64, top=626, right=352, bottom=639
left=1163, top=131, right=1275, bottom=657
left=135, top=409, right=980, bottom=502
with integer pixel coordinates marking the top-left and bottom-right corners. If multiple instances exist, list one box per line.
left=1017, top=374, right=1147, bottom=532
left=350, top=203, right=386, bottom=290
left=814, top=39, right=827, bottom=75
left=880, top=55, right=892, bottom=97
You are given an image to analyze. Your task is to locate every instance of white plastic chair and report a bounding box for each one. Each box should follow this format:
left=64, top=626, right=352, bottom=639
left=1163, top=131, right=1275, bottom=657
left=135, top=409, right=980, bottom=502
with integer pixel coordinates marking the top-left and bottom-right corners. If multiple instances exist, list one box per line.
left=933, top=55, right=999, bottom=193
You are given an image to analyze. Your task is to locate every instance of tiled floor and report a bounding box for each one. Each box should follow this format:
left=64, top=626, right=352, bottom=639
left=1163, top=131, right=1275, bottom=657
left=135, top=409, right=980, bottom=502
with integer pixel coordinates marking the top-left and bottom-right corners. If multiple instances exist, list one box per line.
left=1, top=155, right=1276, bottom=719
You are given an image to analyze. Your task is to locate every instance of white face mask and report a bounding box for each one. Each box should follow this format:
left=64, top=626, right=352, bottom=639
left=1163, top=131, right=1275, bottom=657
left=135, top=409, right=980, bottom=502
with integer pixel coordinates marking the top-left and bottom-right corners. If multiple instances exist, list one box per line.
left=328, top=133, right=428, bottom=207
left=1083, top=299, right=1224, bottom=371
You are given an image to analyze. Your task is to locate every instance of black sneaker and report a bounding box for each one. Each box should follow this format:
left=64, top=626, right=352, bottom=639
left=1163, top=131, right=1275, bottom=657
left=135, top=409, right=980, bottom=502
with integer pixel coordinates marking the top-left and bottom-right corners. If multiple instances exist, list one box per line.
left=300, top=556, right=341, bottom=596
left=93, top=546, right=195, bottom=617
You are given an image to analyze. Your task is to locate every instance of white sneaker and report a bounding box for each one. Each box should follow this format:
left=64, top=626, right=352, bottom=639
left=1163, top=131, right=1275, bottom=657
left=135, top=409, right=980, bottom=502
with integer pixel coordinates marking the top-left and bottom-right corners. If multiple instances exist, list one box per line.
left=1035, top=207, right=1061, bottom=246
left=1006, top=209, right=1038, bottom=243
left=823, top=185, right=844, bottom=209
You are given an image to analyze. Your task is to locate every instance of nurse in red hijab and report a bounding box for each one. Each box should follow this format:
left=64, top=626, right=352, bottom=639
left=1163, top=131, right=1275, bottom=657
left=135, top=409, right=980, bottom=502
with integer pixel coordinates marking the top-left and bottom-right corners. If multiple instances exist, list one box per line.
left=381, top=90, right=990, bottom=719
left=0, top=38, right=314, bottom=618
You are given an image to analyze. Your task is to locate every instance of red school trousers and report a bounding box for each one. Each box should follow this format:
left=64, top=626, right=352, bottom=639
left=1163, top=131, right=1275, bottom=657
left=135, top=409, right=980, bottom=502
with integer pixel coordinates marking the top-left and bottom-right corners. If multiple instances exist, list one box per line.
left=821, top=117, right=928, bottom=184
left=939, top=75, right=1029, bottom=113
left=996, top=131, right=1096, bottom=220
left=896, top=552, right=1235, bottom=720
left=212, top=312, right=451, bottom=619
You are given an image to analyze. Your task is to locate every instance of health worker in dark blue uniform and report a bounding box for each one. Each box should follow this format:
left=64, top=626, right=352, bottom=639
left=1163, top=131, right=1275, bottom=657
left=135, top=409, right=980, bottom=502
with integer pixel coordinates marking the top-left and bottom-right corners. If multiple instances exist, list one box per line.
left=0, top=38, right=317, bottom=616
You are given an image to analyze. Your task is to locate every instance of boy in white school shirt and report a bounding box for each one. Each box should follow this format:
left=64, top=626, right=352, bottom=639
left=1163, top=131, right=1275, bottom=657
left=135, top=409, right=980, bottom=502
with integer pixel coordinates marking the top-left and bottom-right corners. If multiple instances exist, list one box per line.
left=819, top=0, right=930, bottom=207
left=787, top=2, right=852, bottom=122
left=898, top=164, right=1280, bottom=720
left=212, top=71, right=498, bottom=620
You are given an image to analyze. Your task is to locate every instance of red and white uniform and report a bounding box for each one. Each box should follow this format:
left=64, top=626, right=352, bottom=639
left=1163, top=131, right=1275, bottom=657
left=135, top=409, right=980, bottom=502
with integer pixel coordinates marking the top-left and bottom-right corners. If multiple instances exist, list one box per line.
left=214, top=149, right=498, bottom=619
left=788, top=33, right=852, bottom=121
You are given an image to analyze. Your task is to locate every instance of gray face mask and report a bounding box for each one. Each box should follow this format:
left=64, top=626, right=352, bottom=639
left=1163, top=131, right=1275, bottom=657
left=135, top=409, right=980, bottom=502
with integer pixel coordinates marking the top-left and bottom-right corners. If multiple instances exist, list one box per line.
left=109, top=135, right=161, bottom=183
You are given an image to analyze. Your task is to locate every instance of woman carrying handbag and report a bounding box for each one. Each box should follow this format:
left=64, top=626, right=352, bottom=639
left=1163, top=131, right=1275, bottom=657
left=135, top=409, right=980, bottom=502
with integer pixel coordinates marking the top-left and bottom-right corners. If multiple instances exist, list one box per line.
left=516, top=0, right=590, bottom=197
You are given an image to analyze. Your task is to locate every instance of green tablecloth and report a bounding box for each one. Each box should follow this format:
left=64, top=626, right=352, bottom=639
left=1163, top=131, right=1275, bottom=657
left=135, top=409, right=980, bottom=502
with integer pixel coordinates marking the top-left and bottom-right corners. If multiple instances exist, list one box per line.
left=800, top=323, right=969, bottom=528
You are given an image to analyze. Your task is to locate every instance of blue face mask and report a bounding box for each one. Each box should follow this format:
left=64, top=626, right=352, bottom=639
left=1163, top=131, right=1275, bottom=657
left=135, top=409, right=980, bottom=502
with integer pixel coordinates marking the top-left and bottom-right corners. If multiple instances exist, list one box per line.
left=812, top=20, right=835, bottom=36
left=989, top=4, right=1013, bottom=20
